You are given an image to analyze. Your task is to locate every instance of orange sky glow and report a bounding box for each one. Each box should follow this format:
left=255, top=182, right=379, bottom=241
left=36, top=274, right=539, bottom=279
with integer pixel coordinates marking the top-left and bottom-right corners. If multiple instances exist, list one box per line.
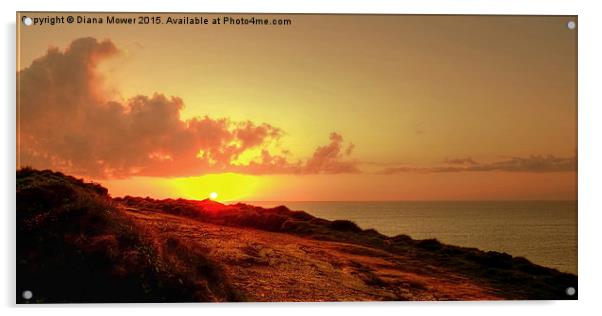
left=17, top=13, right=577, bottom=201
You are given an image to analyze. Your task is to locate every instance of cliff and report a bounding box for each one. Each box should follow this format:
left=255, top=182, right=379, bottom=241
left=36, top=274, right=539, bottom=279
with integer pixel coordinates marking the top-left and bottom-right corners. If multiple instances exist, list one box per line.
left=17, top=168, right=577, bottom=302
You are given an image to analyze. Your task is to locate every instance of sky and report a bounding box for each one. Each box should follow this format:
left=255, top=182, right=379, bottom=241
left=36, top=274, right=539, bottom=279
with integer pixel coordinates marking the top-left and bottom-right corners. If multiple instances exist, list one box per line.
left=17, top=13, right=577, bottom=201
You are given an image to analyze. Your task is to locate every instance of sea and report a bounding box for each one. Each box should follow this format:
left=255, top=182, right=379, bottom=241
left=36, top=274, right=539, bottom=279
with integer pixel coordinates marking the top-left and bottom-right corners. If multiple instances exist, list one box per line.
left=245, top=201, right=577, bottom=274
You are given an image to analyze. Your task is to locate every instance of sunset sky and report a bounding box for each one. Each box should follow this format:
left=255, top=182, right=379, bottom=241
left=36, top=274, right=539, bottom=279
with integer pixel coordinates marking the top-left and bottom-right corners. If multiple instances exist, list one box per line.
left=17, top=13, right=577, bottom=201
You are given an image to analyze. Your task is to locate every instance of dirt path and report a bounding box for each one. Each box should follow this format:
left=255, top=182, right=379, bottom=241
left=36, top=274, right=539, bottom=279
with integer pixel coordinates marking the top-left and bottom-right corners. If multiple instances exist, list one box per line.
left=126, top=209, right=502, bottom=301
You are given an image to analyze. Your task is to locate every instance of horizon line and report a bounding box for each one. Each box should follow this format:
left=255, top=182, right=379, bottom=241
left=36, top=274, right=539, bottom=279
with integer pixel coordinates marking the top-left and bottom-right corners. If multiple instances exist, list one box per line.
left=215, top=199, right=578, bottom=203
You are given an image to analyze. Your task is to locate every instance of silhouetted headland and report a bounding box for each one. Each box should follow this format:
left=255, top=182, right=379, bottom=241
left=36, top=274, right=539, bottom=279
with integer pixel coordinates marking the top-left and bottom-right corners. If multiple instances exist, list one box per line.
left=17, top=168, right=577, bottom=302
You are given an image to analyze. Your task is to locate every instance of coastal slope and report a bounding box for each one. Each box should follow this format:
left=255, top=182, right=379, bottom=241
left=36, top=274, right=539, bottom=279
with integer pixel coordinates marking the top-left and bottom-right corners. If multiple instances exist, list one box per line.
left=125, top=207, right=500, bottom=301
left=17, top=168, right=577, bottom=302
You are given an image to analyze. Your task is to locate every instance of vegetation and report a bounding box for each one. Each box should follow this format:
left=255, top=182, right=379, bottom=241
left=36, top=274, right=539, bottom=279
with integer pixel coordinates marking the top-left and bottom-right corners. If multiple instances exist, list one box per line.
left=17, top=168, right=241, bottom=303
left=117, top=193, right=578, bottom=300
left=17, top=168, right=577, bottom=302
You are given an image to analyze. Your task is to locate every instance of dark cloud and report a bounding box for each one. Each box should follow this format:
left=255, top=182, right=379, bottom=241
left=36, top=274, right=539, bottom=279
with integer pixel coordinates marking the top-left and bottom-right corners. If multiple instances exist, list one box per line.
left=18, top=37, right=358, bottom=178
left=379, top=155, right=576, bottom=174
left=444, top=157, right=478, bottom=165
left=470, top=155, right=577, bottom=172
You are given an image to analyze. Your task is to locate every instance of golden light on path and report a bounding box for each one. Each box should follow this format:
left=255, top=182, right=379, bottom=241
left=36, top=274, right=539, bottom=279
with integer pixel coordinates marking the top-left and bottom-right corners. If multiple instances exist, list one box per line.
left=209, top=192, right=218, bottom=200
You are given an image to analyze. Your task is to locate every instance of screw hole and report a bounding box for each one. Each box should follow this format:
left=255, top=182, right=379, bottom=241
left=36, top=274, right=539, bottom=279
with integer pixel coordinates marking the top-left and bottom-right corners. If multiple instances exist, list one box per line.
left=567, top=21, right=576, bottom=30
left=22, top=16, right=33, bottom=26
left=22, top=290, right=33, bottom=300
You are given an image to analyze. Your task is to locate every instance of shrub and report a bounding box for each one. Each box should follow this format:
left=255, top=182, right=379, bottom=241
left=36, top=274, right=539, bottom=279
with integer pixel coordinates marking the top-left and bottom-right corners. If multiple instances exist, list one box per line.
left=330, top=220, right=363, bottom=233
left=416, top=238, right=443, bottom=250
left=17, top=168, right=240, bottom=303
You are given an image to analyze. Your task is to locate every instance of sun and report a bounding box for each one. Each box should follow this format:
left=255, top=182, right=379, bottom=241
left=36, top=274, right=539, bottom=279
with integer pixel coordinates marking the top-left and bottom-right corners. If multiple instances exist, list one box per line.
left=209, top=192, right=218, bottom=200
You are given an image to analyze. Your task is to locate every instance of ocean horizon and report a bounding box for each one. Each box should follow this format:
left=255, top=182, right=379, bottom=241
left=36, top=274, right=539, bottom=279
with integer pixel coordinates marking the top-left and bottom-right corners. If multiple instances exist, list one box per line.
left=240, top=200, right=577, bottom=274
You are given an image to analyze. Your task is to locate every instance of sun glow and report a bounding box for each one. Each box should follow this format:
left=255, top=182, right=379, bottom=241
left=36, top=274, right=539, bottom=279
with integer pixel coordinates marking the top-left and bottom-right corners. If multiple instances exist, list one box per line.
left=102, top=173, right=268, bottom=201
left=168, top=173, right=261, bottom=202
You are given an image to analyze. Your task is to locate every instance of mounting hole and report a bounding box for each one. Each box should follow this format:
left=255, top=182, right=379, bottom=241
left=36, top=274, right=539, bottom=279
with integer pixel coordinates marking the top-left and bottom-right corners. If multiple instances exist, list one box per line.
left=566, top=286, right=576, bottom=296
left=567, top=21, right=576, bottom=30
left=22, top=290, right=33, bottom=300
left=22, top=16, right=33, bottom=26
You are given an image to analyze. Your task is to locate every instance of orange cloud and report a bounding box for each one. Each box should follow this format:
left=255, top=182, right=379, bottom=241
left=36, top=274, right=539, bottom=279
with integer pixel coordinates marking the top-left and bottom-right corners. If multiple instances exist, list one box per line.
left=303, top=133, right=358, bottom=174
left=18, top=37, right=358, bottom=178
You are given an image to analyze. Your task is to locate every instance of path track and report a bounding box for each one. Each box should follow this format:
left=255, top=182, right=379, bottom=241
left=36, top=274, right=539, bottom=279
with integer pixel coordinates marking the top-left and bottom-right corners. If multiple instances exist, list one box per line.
left=126, top=208, right=501, bottom=301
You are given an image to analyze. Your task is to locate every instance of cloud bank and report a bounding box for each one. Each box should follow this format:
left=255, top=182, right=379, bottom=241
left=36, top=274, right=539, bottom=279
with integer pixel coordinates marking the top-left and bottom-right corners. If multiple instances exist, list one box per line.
left=18, top=37, right=358, bottom=178
left=18, top=37, right=574, bottom=179
left=380, top=155, right=577, bottom=174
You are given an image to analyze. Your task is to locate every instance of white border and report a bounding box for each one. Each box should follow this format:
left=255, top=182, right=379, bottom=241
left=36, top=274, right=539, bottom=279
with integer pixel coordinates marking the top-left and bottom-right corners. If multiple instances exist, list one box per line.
left=2, top=1, right=601, bottom=315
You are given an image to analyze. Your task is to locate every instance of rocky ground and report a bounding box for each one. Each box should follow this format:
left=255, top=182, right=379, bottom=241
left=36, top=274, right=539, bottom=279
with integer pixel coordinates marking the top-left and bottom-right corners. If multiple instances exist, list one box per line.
left=126, top=207, right=503, bottom=301
left=17, top=168, right=577, bottom=303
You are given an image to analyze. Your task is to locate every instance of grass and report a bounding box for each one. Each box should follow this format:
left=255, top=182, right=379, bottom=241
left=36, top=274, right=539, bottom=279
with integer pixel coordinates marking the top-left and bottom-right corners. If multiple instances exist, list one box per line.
left=18, top=167, right=578, bottom=301
left=117, top=193, right=578, bottom=300
left=17, top=167, right=242, bottom=303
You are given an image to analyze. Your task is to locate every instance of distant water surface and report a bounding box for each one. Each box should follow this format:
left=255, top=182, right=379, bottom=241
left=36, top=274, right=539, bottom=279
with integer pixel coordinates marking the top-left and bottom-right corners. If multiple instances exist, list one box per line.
left=244, top=201, right=577, bottom=274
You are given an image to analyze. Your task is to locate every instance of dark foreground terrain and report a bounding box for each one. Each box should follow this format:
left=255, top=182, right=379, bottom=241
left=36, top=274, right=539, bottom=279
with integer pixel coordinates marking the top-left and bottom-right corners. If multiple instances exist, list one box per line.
left=17, top=168, right=577, bottom=302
